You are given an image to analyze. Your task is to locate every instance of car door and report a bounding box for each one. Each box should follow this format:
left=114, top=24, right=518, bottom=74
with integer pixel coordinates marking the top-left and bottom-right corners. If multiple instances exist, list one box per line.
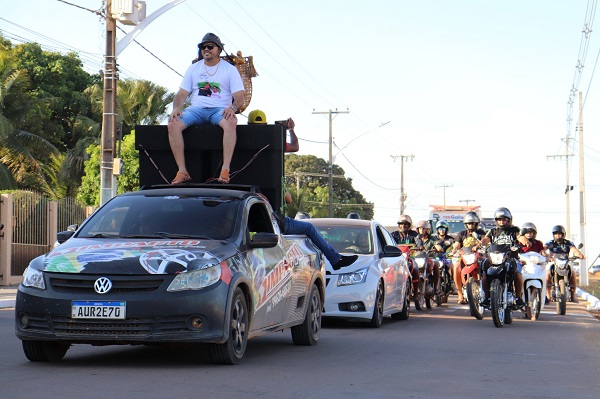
left=374, top=225, right=399, bottom=315
left=377, top=225, right=406, bottom=314
left=245, top=200, right=293, bottom=331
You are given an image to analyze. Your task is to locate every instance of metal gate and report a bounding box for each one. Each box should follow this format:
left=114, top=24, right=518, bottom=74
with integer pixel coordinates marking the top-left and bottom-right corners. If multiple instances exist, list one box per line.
left=0, top=192, right=93, bottom=286
left=11, top=191, right=50, bottom=277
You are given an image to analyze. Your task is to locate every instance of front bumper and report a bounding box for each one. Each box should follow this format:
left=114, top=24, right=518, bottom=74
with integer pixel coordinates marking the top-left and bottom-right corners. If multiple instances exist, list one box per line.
left=15, top=276, right=231, bottom=345
left=322, top=272, right=378, bottom=321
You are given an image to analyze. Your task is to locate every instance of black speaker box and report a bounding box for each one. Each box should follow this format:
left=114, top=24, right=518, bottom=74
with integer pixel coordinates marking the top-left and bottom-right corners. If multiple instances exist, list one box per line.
left=135, top=124, right=285, bottom=211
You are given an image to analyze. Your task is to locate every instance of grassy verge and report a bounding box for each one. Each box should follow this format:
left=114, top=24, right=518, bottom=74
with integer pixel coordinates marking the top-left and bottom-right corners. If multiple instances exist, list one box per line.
left=584, top=273, right=600, bottom=298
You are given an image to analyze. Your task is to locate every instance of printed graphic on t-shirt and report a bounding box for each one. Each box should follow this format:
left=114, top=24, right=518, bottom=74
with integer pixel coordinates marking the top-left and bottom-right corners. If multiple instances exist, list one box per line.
left=492, top=231, right=514, bottom=245
left=197, top=82, right=222, bottom=97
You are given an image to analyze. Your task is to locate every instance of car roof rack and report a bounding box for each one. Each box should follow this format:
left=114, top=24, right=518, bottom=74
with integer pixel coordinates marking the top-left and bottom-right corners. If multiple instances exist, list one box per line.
left=139, top=183, right=263, bottom=193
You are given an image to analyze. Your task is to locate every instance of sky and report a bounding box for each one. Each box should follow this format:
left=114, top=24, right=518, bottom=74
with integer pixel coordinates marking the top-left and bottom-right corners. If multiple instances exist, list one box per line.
left=2, top=0, right=600, bottom=268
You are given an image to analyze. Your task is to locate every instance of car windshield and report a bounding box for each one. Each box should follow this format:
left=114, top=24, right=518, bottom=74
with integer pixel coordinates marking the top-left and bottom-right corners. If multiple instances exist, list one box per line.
left=77, top=194, right=240, bottom=240
left=313, top=225, right=373, bottom=255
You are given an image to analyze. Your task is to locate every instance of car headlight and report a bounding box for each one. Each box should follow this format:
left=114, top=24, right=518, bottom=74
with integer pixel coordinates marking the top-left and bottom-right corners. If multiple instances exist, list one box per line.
left=22, top=267, right=46, bottom=290
left=167, top=265, right=221, bottom=291
left=337, top=268, right=368, bottom=286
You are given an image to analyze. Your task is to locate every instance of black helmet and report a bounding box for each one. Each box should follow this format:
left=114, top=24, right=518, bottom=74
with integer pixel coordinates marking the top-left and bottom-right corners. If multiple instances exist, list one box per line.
left=347, top=212, right=361, bottom=219
left=198, top=32, right=224, bottom=52
left=520, top=222, right=537, bottom=236
left=463, top=211, right=480, bottom=225
left=494, top=207, right=512, bottom=229
left=552, top=225, right=566, bottom=235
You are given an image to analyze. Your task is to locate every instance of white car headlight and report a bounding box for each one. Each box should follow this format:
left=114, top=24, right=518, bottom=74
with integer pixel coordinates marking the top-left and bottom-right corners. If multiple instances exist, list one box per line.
left=22, top=267, right=46, bottom=290
left=167, top=265, right=221, bottom=291
left=337, top=268, right=368, bottom=286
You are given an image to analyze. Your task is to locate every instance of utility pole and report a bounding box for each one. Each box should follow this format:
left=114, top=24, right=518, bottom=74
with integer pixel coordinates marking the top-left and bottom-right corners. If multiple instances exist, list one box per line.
left=459, top=199, right=476, bottom=206
left=390, top=155, right=414, bottom=215
left=547, top=140, right=574, bottom=238
left=313, top=109, right=349, bottom=217
left=435, top=184, right=453, bottom=207
left=577, top=91, right=588, bottom=286
left=100, top=0, right=118, bottom=206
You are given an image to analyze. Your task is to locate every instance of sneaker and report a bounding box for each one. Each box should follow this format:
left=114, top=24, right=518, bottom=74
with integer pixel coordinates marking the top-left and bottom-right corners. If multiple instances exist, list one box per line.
left=515, top=297, right=526, bottom=309
left=332, top=255, right=358, bottom=270
left=481, top=298, right=490, bottom=308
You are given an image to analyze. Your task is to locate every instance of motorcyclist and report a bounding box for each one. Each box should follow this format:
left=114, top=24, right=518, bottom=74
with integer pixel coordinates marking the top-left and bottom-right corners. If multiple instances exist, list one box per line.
left=518, top=222, right=544, bottom=253
left=391, top=215, right=420, bottom=299
left=450, top=211, right=486, bottom=304
left=435, top=220, right=455, bottom=252
left=391, top=214, right=418, bottom=245
left=543, top=225, right=585, bottom=303
left=480, top=207, right=527, bottom=308
left=414, top=220, right=442, bottom=296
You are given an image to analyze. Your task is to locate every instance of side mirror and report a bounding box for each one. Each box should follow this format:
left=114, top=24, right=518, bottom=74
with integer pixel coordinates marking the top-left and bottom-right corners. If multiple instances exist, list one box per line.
left=57, top=230, right=75, bottom=244
left=578, top=243, right=584, bottom=249
left=381, top=245, right=402, bottom=258
left=248, top=232, right=279, bottom=248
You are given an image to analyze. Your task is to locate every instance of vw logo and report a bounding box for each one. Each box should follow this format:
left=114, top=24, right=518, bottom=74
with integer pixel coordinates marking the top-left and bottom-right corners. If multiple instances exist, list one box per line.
left=94, top=277, right=113, bottom=294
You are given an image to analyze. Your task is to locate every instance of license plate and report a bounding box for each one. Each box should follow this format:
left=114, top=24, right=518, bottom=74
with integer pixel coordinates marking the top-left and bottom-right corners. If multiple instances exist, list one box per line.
left=71, top=301, right=126, bottom=319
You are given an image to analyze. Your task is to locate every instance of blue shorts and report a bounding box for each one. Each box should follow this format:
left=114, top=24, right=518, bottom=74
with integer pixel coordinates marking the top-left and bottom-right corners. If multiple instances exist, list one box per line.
left=178, top=106, right=225, bottom=128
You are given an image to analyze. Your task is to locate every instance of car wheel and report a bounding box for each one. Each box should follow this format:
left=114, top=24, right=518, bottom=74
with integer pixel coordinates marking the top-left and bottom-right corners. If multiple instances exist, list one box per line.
left=369, top=281, right=385, bottom=328
left=22, top=340, right=69, bottom=362
left=291, top=284, right=322, bottom=345
left=392, top=281, right=411, bottom=320
left=209, top=287, right=248, bottom=365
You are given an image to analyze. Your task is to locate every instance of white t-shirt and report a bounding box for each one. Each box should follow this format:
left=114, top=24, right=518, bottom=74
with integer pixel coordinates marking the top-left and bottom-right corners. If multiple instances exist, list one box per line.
left=180, top=59, right=244, bottom=108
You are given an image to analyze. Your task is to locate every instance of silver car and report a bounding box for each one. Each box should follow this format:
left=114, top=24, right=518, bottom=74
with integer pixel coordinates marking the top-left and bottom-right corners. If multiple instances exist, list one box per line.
left=303, top=218, right=411, bottom=327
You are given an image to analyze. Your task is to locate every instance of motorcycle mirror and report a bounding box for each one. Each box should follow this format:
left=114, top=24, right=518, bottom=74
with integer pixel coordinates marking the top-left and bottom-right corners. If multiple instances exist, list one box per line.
left=578, top=243, right=584, bottom=249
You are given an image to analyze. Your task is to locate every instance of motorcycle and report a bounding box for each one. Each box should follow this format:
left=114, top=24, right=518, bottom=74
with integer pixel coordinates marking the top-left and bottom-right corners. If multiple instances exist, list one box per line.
left=414, top=250, right=441, bottom=309
left=518, top=251, right=547, bottom=321
left=399, top=245, right=424, bottom=310
left=548, top=252, right=578, bottom=315
left=436, top=252, right=455, bottom=304
left=458, top=246, right=484, bottom=320
left=481, top=244, right=522, bottom=328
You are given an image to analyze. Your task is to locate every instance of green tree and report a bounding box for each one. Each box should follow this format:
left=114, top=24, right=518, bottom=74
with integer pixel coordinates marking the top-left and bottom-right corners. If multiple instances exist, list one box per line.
left=284, top=154, right=374, bottom=219
left=77, top=132, right=139, bottom=206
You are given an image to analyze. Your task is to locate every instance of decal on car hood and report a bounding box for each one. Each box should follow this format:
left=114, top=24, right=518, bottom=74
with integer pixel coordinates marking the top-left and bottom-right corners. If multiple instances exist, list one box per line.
left=44, top=239, right=228, bottom=274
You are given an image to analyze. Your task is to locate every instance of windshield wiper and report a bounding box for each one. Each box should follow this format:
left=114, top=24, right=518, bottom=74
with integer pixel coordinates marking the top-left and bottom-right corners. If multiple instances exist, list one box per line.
left=82, top=233, right=120, bottom=238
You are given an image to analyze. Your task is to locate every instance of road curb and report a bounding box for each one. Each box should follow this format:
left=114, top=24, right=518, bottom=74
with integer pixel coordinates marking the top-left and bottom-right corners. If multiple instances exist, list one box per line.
left=577, top=287, right=600, bottom=311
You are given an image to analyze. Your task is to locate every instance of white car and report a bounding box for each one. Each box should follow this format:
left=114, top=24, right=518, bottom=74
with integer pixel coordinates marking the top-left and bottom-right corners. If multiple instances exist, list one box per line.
left=303, top=218, right=411, bottom=327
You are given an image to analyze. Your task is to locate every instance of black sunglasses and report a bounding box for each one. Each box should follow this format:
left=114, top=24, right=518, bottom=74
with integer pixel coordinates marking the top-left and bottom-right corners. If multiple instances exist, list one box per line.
left=397, top=222, right=410, bottom=226
left=201, top=44, right=216, bottom=50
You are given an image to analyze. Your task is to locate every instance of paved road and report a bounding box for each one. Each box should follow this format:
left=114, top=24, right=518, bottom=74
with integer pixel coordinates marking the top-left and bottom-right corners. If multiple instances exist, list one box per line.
left=1, top=295, right=599, bottom=399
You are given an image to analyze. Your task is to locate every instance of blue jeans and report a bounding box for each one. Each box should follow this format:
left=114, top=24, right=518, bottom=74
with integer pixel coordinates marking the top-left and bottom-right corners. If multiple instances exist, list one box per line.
left=284, top=217, right=341, bottom=265
left=178, top=106, right=225, bottom=128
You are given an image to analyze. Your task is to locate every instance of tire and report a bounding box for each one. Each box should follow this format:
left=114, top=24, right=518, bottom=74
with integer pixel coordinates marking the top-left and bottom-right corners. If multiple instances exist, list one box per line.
left=209, top=288, right=248, bottom=365
left=291, top=284, right=322, bottom=345
left=392, top=281, right=411, bottom=320
left=467, top=277, right=484, bottom=320
left=525, top=287, right=542, bottom=321
left=368, top=282, right=385, bottom=328
left=504, top=307, right=513, bottom=324
left=557, top=279, right=567, bottom=315
left=490, top=279, right=505, bottom=328
left=22, top=340, right=69, bottom=362
left=414, top=279, right=425, bottom=311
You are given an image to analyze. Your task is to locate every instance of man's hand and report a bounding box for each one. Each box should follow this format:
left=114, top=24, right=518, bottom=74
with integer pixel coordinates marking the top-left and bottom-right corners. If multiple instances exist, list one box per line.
left=168, top=107, right=183, bottom=122
left=223, top=106, right=237, bottom=120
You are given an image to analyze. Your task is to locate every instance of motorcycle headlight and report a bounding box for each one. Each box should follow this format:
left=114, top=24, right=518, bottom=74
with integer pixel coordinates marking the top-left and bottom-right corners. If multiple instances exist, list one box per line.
left=489, top=252, right=504, bottom=265
left=555, top=258, right=568, bottom=268
left=337, top=268, right=368, bottom=286
left=462, top=253, right=476, bottom=265
left=415, top=258, right=426, bottom=268
left=528, top=255, right=541, bottom=264
left=22, top=267, right=46, bottom=290
left=167, top=265, right=221, bottom=291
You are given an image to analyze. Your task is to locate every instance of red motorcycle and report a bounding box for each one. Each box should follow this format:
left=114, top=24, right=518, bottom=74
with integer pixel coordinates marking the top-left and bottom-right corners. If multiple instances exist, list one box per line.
left=459, top=246, right=484, bottom=320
